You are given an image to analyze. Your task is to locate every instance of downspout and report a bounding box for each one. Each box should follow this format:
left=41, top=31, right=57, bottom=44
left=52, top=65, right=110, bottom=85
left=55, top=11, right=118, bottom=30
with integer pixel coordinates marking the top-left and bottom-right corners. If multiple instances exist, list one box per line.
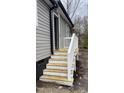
left=49, top=7, right=54, bottom=54
left=49, top=2, right=58, bottom=54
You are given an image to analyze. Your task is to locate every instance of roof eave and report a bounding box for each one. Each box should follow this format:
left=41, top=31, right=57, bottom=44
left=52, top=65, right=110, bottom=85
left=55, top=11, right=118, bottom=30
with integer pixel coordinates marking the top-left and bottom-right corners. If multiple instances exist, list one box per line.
left=50, top=0, right=58, bottom=8
left=58, top=0, right=74, bottom=27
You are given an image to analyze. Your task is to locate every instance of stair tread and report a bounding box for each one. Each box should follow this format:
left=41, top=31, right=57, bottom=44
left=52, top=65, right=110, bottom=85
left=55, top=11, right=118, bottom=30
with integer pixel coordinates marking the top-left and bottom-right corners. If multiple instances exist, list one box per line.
left=58, top=48, right=68, bottom=51
left=52, top=54, right=67, bottom=56
left=44, top=69, right=67, bottom=73
left=40, top=75, right=68, bottom=81
left=59, top=48, right=68, bottom=50
left=49, top=58, right=67, bottom=61
left=55, top=50, right=68, bottom=52
left=47, top=63, right=67, bottom=67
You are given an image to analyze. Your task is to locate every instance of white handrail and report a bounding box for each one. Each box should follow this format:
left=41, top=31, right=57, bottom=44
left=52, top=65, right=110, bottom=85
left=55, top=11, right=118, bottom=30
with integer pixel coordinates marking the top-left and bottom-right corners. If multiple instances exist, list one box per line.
left=67, top=33, right=78, bottom=81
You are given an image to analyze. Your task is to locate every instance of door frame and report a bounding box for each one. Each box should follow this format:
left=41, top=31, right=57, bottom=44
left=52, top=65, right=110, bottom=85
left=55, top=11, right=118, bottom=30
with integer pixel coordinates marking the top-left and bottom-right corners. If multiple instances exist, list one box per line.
left=52, top=12, right=60, bottom=51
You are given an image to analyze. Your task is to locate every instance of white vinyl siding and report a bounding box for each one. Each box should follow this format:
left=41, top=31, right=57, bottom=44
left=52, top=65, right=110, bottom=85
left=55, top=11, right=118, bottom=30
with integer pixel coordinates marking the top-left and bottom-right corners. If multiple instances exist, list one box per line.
left=36, top=0, right=51, bottom=62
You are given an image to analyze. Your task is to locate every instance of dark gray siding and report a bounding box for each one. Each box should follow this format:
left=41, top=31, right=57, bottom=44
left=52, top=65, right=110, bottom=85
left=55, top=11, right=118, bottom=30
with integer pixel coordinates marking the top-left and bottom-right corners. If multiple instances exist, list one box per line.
left=36, top=0, right=50, bottom=62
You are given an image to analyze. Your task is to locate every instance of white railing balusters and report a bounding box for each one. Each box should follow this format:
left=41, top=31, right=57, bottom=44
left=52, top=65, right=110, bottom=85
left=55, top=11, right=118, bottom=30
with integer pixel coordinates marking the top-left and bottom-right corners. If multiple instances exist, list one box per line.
left=66, top=33, right=78, bottom=81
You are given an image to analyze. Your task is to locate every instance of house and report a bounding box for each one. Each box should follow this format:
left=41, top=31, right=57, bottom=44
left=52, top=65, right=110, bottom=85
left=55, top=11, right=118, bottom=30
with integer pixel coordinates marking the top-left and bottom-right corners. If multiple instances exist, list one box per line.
left=36, top=0, right=78, bottom=86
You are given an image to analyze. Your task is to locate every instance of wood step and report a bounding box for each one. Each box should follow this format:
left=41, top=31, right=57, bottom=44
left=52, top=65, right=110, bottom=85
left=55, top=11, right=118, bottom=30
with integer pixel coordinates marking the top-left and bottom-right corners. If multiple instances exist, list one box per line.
left=43, top=69, right=73, bottom=77
left=40, top=75, right=73, bottom=86
left=40, top=78, right=73, bottom=86
left=54, top=51, right=67, bottom=55
left=58, top=48, right=68, bottom=51
left=51, top=55, right=67, bottom=59
left=49, top=60, right=67, bottom=63
left=43, top=72, right=67, bottom=77
left=47, top=63, right=67, bottom=67
left=44, top=69, right=67, bottom=73
left=49, top=58, right=67, bottom=61
left=52, top=54, right=67, bottom=56
left=51, top=56, right=67, bottom=59
left=55, top=50, right=68, bottom=52
left=40, top=75, right=68, bottom=81
left=47, top=66, right=67, bottom=70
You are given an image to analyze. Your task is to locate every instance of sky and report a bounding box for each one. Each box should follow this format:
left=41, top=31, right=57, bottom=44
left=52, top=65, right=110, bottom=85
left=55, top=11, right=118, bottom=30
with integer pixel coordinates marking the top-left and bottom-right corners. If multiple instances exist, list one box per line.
left=60, top=0, right=88, bottom=19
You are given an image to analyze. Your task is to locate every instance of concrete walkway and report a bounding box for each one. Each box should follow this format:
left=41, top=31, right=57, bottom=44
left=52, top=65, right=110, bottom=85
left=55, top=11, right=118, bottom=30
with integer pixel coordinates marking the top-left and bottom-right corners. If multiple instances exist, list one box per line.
left=36, top=48, right=88, bottom=93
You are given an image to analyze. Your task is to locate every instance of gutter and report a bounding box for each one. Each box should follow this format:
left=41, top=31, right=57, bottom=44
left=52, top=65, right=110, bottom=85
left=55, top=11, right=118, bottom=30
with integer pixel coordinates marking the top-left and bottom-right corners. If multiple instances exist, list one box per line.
left=58, top=0, right=74, bottom=27
left=50, top=0, right=73, bottom=27
left=50, top=0, right=57, bottom=6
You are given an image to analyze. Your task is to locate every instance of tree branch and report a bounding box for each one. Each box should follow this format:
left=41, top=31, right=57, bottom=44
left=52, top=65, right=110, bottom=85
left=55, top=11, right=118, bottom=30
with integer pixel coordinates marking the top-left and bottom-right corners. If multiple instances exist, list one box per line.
left=71, top=0, right=81, bottom=19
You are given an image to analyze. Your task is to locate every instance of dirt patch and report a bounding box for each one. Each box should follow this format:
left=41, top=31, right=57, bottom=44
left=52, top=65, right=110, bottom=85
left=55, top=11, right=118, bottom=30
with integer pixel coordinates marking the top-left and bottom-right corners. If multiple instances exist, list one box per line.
left=36, top=49, right=88, bottom=93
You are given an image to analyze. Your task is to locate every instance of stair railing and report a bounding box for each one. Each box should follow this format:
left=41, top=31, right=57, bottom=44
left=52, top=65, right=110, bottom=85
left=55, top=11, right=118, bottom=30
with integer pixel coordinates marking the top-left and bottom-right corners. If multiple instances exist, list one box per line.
left=67, top=33, right=78, bottom=81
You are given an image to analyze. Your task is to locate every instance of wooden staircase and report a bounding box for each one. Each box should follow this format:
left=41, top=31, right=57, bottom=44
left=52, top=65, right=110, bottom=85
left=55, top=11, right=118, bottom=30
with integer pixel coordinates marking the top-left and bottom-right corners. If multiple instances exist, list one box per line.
left=39, top=48, right=74, bottom=86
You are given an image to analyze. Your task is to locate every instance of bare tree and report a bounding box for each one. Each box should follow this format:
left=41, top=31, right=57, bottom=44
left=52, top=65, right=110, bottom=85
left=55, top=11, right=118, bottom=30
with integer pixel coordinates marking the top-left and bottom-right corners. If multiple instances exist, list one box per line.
left=81, top=16, right=88, bottom=48
left=73, top=16, right=83, bottom=35
left=73, top=16, right=88, bottom=46
left=73, top=16, right=88, bottom=34
left=70, top=0, right=81, bottom=19
left=82, top=16, right=88, bottom=35
left=61, top=0, right=83, bottom=20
